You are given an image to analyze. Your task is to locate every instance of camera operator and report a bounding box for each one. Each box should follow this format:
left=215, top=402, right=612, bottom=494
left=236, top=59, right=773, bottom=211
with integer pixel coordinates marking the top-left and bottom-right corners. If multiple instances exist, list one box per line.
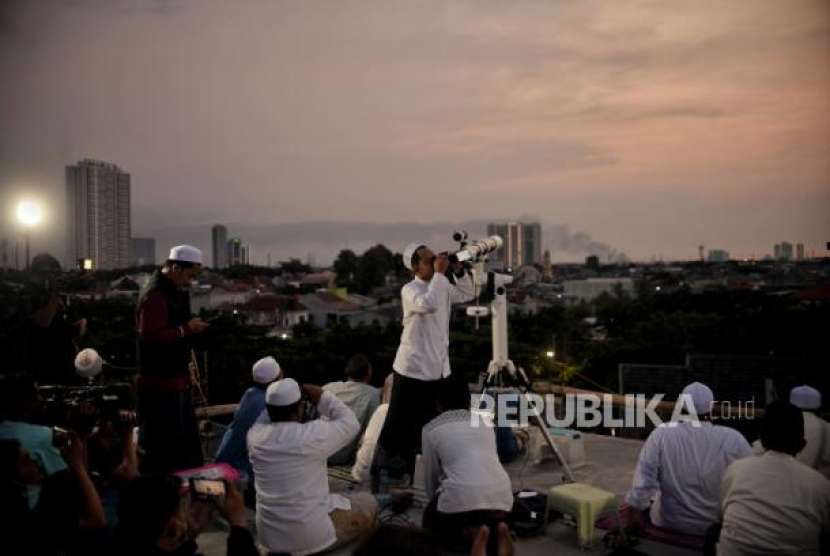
left=136, top=245, right=209, bottom=473
left=373, top=242, right=474, bottom=486
left=17, top=253, right=87, bottom=383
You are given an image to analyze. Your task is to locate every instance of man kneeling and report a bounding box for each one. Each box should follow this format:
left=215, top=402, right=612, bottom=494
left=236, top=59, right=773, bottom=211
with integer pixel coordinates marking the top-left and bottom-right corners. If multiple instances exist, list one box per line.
left=248, top=378, right=378, bottom=555
left=421, top=378, right=513, bottom=552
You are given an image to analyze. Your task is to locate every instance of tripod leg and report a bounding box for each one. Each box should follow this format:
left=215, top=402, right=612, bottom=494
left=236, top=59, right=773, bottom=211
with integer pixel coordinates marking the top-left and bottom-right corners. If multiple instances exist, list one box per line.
left=530, top=412, right=575, bottom=483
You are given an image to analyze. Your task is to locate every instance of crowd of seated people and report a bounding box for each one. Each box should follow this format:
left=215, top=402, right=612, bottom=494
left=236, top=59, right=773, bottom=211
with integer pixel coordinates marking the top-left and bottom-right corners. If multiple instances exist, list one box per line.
left=3, top=347, right=830, bottom=556
left=625, top=382, right=830, bottom=554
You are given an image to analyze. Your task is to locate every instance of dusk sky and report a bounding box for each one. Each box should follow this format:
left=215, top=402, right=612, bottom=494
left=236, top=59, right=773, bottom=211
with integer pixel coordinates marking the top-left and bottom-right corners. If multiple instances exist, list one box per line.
left=2, top=0, right=829, bottom=265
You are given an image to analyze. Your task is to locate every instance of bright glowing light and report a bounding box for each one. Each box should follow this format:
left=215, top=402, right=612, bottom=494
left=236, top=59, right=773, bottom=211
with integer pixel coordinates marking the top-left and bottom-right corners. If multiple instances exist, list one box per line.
left=655, top=286, right=661, bottom=291
left=16, top=200, right=43, bottom=226
left=281, top=333, right=289, bottom=340
left=545, top=350, right=555, bottom=358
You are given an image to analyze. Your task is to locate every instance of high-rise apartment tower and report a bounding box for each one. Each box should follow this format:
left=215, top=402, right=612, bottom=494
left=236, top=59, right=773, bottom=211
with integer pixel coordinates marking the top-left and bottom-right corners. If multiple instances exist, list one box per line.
left=66, top=159, right=131, bottom=270
left=212, top=225, right=228, bottom=268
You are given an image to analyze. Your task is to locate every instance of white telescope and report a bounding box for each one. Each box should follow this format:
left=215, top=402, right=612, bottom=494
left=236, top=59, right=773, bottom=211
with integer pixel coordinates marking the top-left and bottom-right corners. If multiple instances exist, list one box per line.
left=450, top=235, right=503, bottom=263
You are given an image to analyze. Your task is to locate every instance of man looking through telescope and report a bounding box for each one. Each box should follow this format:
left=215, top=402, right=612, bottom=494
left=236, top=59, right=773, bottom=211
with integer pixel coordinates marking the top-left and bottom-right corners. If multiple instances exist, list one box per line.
left=373, top=242, right=475, bottom=486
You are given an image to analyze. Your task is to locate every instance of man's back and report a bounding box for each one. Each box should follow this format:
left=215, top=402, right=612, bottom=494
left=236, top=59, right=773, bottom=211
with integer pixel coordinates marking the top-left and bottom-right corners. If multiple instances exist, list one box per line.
left=247, top=392, right=358, bottom=556
left=323, top=381, right=380, bottom=464
left=800, top=412, right=830, bottom=479
left=626, top=422, right=752, bottom=536
left=421, top=409, right=513, bottom=514
left=718, top=451, right=830, bottom=556
left=215, top=386, right=266, bottom=475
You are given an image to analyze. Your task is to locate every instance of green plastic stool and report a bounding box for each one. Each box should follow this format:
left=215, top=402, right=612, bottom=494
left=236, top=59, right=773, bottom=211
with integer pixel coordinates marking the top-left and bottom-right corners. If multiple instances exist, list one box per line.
left=545, top=482, right=622, bottom=549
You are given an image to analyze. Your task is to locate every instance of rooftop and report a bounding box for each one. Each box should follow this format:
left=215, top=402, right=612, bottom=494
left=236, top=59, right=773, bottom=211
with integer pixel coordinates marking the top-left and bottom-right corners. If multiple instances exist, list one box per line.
left=195, top=432, right=697, bottom=556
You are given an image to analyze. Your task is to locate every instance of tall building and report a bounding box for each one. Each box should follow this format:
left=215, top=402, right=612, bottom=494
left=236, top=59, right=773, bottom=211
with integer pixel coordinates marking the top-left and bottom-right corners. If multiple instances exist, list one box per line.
left=241, top=244, right=251, bottom=266
left=486, top=223, right=508, bottom=264
left=66, top=159, right=131, bottom=270
left=227, top=238, right=243, bottom=266
left=542, top=249, right=552, bottom=280
left=212, top=225, right=228, bottom=268
left=780, top=242, right=794, bottom=261
left=796, top=242, right=805, bottom=260
left=522, top=223, right=542, bottom=266
left=131, top=237, right=156, bottom=266
left=708, top=249, right=730, bottom=263
left=773, top=243, right=782, bottom=260
left=486, top=221, right=542, bottom=269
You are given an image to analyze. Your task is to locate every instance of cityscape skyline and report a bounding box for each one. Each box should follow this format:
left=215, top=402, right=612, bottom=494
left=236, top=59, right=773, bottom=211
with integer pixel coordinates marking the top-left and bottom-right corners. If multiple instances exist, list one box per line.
left=1, top=0, right=829, bottom=265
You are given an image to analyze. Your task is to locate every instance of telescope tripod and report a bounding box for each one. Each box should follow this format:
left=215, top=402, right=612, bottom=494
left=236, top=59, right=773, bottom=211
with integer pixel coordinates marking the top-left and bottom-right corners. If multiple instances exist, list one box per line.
left=472, top=269, right=575, bottom=483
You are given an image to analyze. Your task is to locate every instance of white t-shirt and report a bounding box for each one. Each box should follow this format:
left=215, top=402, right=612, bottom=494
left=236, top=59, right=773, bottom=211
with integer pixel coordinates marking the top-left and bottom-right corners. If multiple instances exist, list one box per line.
left=421, top=409, right=513, bottom=514
left=247, top=392, right=359, bottom=556
left=393, top=273, right=474, bottom=382
left=718, top=451, right=830, bottom=556
left=351, top=403, right=388, bottom=483
left=624, top=421, right=753, bottom=536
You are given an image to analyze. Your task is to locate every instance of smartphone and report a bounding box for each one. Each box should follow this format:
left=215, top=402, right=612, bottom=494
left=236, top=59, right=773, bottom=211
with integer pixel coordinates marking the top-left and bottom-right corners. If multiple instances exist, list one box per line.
left=190, top=477, right=226, bottom=501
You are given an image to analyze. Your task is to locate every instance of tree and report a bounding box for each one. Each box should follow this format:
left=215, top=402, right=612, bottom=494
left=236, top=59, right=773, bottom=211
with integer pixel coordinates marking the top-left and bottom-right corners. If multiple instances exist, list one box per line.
left=333, top=249, right=359, bottom=289
left=355, top=244, right=396, bottom=293
left=279, top=258, right=311, bottom=275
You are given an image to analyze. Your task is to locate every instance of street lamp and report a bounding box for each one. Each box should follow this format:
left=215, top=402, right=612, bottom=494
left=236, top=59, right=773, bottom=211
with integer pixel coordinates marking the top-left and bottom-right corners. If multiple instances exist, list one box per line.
left=545, top=350, right=555, bottom=382
left=16, top=200, right=43, bottom=271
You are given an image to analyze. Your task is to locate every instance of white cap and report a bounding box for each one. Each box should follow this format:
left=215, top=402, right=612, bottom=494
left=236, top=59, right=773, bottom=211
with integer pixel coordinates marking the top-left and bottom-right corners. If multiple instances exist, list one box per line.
left=681, top=382, right=714, bottom=415
left=252, top=356, right=281, bottom=385
left=168, top=245, right=203, bottom=265
left=790, top=385, right=821, bottom=410
left=74, top=348, right=103, bottom=380
left=402, top=242, right=426, bottom=269
left=266, top=378, right=301, bottom=407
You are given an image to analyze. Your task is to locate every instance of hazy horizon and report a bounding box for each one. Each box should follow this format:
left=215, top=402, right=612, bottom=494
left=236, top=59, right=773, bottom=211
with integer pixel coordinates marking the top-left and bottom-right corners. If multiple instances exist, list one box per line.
left=2, top=0, right=829, bottom=266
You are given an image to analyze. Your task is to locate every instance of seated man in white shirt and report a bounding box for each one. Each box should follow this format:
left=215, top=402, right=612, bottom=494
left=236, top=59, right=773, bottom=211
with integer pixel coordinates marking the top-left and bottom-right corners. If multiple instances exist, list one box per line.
left=717, top=401, right=830, bottom=556
left=248, top=378, right=379, bottom=556
left=352, top=373, right=394, bottom=485
left=785, top=385, right=829, bottom=479
left=625, top=382, right=753, bottom=537
left=421, top=377, right=513, bottom=552
left=323, top=354, right=381, bottom=466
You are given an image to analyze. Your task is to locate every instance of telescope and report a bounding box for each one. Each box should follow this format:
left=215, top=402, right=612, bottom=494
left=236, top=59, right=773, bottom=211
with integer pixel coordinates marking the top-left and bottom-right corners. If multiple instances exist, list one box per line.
left=449, top=235, right=503, bottom=264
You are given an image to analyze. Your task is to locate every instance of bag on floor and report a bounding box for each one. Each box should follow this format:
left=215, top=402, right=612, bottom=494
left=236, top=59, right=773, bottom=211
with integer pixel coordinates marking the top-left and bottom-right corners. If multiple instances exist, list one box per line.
left=508, top=490, right=548, bottom=538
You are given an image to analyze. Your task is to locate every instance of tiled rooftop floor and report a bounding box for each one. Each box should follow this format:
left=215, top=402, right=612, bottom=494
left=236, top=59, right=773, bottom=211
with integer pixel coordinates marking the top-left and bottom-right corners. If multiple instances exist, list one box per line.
left=197, top=432, right=697, bottom=555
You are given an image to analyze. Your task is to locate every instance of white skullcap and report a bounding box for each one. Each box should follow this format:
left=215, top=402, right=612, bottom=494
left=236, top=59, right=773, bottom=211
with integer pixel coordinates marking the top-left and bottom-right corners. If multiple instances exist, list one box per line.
left=681, top=382, right=714, bottom=415
left=168, top=245, right=203, bottom=265
left=790, top=385, right=821, bottom=410
left=252, top=356, right=281, bottom=385
left=266, top=378, right=301, bottom=407
left=74, top=348, right=103, bottom=380
left=402, top=242, right=426, bottom=269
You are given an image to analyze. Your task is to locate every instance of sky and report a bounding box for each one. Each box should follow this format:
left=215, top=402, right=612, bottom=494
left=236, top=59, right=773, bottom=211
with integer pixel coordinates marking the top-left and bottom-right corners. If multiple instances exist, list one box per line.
left=1, top=0, right=829, bottom=266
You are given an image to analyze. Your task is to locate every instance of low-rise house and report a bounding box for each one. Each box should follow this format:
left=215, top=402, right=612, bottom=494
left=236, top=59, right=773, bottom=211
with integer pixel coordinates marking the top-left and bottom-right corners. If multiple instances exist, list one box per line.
left=240, top=294, right=310, bottom=327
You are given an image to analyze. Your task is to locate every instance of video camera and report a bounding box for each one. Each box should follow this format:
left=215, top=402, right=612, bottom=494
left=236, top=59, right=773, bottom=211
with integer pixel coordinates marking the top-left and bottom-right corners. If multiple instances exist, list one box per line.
left=40, top=382, right=135, bottom=437
left=40, top=348, right=136, bottom=436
